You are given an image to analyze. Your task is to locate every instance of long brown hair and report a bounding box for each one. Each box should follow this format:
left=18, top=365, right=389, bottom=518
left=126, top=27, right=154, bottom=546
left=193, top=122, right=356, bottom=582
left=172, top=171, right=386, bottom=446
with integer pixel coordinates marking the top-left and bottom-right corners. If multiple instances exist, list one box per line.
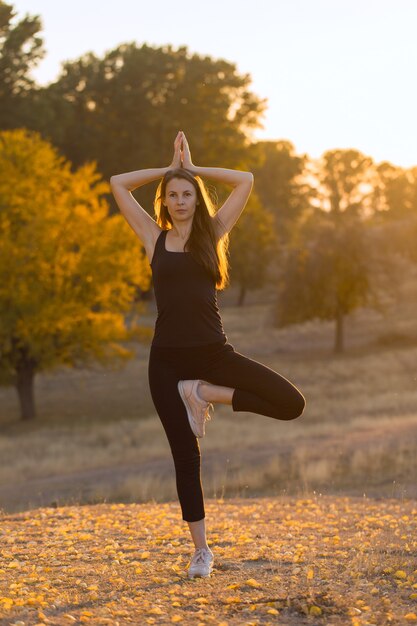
left=153, top=168, right=230, bottom=290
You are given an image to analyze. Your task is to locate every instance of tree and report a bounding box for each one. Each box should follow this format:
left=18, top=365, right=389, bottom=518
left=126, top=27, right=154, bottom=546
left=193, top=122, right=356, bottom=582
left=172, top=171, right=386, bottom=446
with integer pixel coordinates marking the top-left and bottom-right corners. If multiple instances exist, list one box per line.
left=0, top=129, right=151, bottom=420
left=228, top=193, right=277, bottom=305
left=372, top=161, right=416, bottom=219
left=248, top=140, right=312, bottom=242
left=318, top=149, right=374, bottom=218
left=0, top=1, right=45, bottom=129
left=274, top=149, right=379, bottom=353
left=370, top=163, right=417, bottom=266
left=275, top=215, right=375, bottom=353
left=24, top=42, right=267, bottom=212
left=378, top=212, right=417, bottom=266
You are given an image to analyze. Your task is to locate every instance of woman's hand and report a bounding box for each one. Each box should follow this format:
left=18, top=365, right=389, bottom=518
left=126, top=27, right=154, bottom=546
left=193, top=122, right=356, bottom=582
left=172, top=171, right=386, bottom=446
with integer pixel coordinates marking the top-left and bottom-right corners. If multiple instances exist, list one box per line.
left=181, top=132, right=195, bottom=170
left=168, top=131, right=183, bottom=169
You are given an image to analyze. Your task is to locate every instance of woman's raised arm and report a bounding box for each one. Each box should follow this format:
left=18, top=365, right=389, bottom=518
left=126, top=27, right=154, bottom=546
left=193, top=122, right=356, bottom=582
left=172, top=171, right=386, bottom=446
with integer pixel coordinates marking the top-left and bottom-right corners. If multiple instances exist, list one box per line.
left=181, top=133, right=253, bottom=238
left=110, top=132, right=183, bottom=246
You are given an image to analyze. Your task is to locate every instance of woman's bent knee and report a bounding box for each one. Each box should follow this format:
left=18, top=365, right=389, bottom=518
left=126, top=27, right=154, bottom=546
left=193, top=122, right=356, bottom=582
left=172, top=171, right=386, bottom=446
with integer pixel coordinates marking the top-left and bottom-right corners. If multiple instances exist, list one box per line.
left=291, top=392, right=306, bottom=419
left=280, top=391, right=306, bottom=421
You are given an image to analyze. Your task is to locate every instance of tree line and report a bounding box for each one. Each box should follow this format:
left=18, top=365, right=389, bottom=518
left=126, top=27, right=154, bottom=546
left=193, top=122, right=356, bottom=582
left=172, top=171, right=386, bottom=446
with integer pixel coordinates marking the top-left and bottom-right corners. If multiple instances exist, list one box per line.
left=1, top=1, right=416, bottom=419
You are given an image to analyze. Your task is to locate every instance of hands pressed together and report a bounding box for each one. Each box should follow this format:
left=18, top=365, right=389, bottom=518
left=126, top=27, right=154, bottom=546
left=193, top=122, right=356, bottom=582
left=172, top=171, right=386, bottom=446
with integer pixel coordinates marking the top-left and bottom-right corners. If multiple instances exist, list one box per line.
left=169, top=131, right=194, bottom=170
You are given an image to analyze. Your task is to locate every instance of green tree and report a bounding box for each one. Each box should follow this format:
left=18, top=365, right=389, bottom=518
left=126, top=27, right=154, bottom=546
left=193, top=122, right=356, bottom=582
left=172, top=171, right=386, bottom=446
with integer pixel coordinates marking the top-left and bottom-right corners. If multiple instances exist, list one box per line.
left=373, top=161, right=417, bottom=219
left=0, top=1, right=44, bottom=129
left=0, top=129, right=151, bottom=420
left=318, top=149, right=374, bottom=217
left=367, top=162, right=417, bottom=269
left=229, top=193, right=277, bottom=305
left=248, top=140, right=312, bottom=242
left=274, top=149, right=378, bottom=353
left=275, top=215, right=375, bottom=353
left=26, top=43, right=267, bottom=211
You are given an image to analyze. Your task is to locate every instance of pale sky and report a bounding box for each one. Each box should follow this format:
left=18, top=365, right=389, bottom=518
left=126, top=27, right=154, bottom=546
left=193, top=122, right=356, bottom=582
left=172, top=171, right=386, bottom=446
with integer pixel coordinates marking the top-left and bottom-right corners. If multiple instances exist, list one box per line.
left=12, top=0, right=417, bottom=168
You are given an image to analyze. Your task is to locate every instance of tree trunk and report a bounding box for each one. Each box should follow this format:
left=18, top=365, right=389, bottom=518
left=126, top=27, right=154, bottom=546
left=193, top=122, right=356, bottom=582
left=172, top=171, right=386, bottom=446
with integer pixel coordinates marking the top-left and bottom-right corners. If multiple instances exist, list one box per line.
left=16, top=359, right=36, bottom=420
left=334, top=306, right=344, bottom=353
left=237, top=284, right=246, bottom=306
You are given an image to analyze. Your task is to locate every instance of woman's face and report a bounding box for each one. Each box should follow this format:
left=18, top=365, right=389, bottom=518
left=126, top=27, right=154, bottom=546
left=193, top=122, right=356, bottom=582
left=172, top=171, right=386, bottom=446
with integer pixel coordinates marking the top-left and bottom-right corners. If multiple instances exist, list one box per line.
left=164, top=178, right=198, bottom=221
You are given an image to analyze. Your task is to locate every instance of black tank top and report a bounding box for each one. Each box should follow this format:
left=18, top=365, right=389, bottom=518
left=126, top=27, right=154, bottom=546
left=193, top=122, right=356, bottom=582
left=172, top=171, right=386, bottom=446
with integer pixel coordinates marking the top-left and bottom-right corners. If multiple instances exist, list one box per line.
left=150, top=229, right=227, bottom=347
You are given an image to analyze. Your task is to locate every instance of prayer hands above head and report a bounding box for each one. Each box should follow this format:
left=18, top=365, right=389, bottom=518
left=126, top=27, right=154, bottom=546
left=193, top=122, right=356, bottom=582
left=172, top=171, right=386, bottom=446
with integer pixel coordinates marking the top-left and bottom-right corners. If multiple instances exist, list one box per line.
left=169, top=131, right=183, bottom=169
left=168, top=131, right=195, bottom=171
left=180, top=132, right=194, bottom=170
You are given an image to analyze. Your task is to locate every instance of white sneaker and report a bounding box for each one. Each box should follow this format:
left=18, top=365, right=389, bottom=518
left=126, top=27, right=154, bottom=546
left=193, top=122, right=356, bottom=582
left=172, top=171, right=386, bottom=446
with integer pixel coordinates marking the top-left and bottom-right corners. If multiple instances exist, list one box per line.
left=187, top=547, right=214, bottom=578
left=177, top=379, right=214, bottom=438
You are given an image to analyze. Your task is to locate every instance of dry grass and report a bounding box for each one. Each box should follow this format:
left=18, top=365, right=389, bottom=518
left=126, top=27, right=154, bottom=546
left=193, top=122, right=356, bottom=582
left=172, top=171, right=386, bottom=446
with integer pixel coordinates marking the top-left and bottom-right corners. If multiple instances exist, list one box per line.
left=0, top=277, right=416, bottom=512
left=0, top=496, right=416, bottom=625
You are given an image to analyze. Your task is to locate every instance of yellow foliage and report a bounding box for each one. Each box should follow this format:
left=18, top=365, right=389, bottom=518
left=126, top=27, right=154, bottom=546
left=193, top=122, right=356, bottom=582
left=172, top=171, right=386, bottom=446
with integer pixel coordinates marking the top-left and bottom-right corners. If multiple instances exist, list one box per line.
left=0, top=128, right=151, bottom=385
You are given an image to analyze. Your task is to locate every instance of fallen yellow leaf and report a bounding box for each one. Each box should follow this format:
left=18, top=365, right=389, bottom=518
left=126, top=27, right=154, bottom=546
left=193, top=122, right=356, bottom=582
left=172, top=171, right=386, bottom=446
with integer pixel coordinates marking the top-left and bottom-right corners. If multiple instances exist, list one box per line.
left=309, top=605, right=322, bottom=616
left=225, top=596, right=241, bottom=604
left=149, top=607, right=164, bottom=615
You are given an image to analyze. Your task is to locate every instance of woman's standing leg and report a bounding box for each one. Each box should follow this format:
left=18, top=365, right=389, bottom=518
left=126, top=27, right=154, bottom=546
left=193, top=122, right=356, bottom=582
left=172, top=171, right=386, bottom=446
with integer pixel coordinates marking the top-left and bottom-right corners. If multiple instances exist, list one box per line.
left=148, top=347, right=211, bottom=537
left=148, top=346, right=215, bottom=575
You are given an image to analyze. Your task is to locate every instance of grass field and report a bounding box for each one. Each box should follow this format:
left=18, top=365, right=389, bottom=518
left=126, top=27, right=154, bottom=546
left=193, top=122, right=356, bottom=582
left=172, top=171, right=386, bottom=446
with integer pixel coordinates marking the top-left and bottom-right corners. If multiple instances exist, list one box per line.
left=0, top=274, right=416, bottom=513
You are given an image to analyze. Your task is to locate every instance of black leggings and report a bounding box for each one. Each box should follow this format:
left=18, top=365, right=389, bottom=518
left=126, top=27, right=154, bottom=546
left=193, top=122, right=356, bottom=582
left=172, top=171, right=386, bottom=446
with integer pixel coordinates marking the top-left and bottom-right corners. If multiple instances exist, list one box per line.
left=148, top=338, right=306, bottom=522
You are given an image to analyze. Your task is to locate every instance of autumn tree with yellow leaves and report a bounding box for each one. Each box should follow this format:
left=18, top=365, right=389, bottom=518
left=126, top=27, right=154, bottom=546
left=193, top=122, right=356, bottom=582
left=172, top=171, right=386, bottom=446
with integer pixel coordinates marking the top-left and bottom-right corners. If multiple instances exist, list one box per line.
left=0, top=129, right=151, bottom=420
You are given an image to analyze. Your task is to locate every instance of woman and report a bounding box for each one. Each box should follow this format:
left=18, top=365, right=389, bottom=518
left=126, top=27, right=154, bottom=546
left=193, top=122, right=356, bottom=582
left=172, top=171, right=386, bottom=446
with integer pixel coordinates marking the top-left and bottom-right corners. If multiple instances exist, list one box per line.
left=110, top=131, right=306, bottom=579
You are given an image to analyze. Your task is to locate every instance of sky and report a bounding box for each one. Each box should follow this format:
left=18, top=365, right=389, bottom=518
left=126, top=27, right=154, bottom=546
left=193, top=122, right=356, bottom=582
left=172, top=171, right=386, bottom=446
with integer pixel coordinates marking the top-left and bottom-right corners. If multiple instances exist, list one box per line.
left=11, top=0, right=417, bottom=168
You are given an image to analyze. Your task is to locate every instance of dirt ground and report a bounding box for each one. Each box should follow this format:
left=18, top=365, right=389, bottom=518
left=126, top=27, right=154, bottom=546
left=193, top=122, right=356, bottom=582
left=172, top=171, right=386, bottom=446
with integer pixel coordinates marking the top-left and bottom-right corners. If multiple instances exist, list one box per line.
left=0, top=495, right=416, bottom=625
